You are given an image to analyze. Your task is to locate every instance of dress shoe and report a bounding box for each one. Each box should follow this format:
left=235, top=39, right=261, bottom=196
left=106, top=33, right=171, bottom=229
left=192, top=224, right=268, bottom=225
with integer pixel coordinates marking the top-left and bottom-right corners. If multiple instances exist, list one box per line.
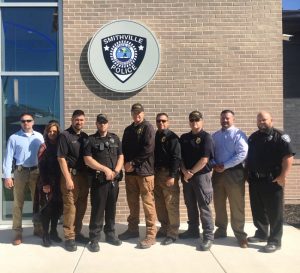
left=198, top=239, right=213, bottom=251
left=178, top=229, right=200, bottom=239
left=105, top=234, right=122, bottom=246
left=65, top=239, right=77, bottom=252
left=49, top=230, right=62, bottom=243
left=138, top=237, right=156, bottom=249
left=42, top=234, right=52, bottom=247
left=161, top=237, right=176, bottom=245
left=156, top=229, right=167, bottom=238
left=247, top=236, right=267, bottom=243
left=263, top=243, right=281, bottom=253
left=118, top=230, right=139, bottom=240
left=214, top=228, right=227, bottom=239
left=238, top=239, right=248, bottom=248
left=75, top=233, right=89, bottom=244
left=12, top=233, right=22, bottom=246
left=88, top=241, right=100, bottom=252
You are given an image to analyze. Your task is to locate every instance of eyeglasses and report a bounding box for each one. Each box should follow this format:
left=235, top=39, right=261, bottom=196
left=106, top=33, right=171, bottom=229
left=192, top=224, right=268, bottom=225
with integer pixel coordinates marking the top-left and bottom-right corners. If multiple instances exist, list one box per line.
left=21, top=120, right=33, bottom=123
left=189, top=118, right=200, bottom=122
left=156, top=120, right=167, bottom=123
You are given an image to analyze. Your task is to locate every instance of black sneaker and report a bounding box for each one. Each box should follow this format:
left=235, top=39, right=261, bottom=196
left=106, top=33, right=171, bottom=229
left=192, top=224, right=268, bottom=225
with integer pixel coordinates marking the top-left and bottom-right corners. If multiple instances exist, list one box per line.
left=118, top=230, right=139, bottom=240
left=178, top=229, right=200, bottom=239
left=50, top=230, right=62, bottom=243
left=75, top=233, right=89, bottom=244
left=65, top=239, right=77, bottom=252
left=88, top=241, right=100, bottom=252
left=105, top=234, right=122, bottom=246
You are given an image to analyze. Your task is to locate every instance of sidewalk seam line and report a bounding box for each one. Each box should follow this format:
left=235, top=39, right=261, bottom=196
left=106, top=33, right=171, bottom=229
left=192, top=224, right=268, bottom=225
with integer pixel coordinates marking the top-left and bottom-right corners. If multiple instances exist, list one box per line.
left=73, top=246, right=86, bottom=273
left=210, top=250, right=227, bottom=273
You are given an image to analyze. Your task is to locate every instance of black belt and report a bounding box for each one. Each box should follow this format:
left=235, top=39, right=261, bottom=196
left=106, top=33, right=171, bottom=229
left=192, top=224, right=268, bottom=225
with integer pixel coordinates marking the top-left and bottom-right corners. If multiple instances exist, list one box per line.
left=155, top=166, right=169, bottom=171
left=17, top=165, right=38, bottom=171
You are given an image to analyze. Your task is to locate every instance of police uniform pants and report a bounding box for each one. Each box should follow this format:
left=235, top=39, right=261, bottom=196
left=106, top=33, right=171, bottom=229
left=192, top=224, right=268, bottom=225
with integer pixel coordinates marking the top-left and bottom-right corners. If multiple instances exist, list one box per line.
left=12, top=168, right=39, bottom=232
left=212, top=168, right=247, bottom=241
left=89, top=180, right=119, bottom=242
left=249, top=177, right=283, bottom=246
left=154, top=169, right=180, bottom=239
left=182, top=172, right=214, bottom=241
left=60, top=171, right=89, bottom=240
left=125, top=174, right=157, bottom=238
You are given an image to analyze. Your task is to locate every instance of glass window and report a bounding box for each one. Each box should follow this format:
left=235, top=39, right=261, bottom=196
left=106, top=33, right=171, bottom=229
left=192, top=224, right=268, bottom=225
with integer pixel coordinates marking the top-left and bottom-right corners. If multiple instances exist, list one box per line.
left=1, top=76, right=60, bottom=220
left=2, top=7, right=58, bottom=71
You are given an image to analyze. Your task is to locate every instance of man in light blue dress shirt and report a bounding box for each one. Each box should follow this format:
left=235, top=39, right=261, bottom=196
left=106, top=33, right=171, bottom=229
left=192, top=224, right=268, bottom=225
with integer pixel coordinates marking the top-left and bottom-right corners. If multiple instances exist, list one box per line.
left=211, top=110, right=248, bottom=248
left=3, top=113, right=44, bottom=245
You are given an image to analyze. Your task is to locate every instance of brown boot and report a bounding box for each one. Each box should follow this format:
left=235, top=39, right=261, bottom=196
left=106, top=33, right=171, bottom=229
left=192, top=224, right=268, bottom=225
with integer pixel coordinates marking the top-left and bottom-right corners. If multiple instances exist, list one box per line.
left=12, top=232, right=22, bottom=246
left=138, top=237, right=156, bottom=249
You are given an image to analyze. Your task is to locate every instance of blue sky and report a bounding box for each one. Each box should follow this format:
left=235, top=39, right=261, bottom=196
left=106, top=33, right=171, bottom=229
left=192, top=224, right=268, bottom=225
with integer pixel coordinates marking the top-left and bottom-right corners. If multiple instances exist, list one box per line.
left=283, top=0, right=300, bottom=10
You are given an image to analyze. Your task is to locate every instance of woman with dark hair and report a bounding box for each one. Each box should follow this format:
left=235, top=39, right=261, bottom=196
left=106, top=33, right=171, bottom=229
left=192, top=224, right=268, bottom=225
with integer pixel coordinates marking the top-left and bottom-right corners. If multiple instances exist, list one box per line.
left=37, top=121, right=63, bottom=247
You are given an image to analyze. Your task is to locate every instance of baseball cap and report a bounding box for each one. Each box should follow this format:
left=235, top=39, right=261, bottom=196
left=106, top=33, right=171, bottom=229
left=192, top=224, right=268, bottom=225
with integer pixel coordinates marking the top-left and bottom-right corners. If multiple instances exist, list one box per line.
left=96, top=114, right=108, bottom=123
left=131, top=103, right=144, bottom=113
left=189, top=111, right=203, bottom=120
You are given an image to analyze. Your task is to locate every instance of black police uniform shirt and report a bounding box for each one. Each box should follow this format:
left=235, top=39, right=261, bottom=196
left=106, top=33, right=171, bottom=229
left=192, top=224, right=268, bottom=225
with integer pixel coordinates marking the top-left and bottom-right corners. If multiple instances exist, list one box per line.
left=180, top=130, right=214, bottom=175
left=154, top=129, right=181, bottom=178
left=247, top=127, right=295, bottom=174
left=122, top=120, right=155, bottom=176
left=84, top=132, right=122, bottom=170
left=57, top=126, right=89, bottom=170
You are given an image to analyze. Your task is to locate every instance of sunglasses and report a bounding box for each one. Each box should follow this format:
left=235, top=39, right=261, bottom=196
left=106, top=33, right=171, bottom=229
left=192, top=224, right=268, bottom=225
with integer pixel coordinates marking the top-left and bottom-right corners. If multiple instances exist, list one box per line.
left=189, top=118, right=200, bottom=122
left=21, top=119, right=33, bottom=123
left=156, top=119, right=167, bottom=123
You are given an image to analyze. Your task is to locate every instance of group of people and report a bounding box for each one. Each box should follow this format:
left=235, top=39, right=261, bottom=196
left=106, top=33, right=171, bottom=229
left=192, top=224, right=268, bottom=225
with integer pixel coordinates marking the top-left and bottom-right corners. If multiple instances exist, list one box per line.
left=2, top=103, right=294, bottom=254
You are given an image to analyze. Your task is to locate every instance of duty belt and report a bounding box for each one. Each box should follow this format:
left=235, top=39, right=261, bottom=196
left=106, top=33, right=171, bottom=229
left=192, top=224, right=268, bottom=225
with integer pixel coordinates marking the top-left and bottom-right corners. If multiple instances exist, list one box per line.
left=17, top=165, right=38, bottom=171
left=249, top=171, right=274, bottom=179
left=69, top=168, right=78, bottom=176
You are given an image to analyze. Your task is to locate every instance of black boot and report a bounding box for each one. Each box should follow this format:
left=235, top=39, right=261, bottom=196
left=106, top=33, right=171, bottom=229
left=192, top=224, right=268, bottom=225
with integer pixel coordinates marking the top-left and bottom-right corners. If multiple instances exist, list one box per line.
left=42, top=234, right=51, bottom=247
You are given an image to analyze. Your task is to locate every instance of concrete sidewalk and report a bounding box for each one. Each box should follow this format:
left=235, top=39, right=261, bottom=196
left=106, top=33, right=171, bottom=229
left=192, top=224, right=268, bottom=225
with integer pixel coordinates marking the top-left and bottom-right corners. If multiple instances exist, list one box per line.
left=0, top=223, right=299, bottom=273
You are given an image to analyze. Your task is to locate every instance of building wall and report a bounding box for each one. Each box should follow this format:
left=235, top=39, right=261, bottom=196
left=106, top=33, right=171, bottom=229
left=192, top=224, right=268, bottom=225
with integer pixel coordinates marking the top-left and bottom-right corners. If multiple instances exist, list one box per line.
left=63, top=0, right=293, bottom=224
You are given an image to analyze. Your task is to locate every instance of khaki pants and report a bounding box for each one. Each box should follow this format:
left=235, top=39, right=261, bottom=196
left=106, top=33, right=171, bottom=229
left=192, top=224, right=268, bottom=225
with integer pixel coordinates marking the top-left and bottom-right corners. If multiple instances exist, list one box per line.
left=60, top=171, right=89, bottom=240
left=125, top=174, right=157, bottom=238
left=13, top=168, right=39, bottom=232
left=154, top=169, right=180, bottom=239
left=212, top=168, right=247, bottom=241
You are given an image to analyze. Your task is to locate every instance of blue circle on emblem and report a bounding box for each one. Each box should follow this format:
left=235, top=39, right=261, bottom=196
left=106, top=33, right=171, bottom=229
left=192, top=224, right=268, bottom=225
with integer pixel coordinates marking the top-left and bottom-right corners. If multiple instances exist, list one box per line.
left=116, top=46, right=132, bottom=62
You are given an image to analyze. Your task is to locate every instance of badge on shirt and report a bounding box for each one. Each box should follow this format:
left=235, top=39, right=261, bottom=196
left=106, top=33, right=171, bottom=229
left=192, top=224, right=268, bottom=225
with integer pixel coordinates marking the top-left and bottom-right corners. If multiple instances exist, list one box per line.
left=137, top=128, right=143, bottom=135
left=195, top=137, right=201, bottom=144
left=161, top=136, right=166, bottom=143
left=281, top=134, right=291, bottom=143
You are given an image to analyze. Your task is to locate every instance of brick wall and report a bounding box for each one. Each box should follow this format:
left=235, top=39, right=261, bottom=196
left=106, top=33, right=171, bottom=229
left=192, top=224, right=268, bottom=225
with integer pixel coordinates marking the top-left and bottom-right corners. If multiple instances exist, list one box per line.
left=63, top=0, right=297, bottom=225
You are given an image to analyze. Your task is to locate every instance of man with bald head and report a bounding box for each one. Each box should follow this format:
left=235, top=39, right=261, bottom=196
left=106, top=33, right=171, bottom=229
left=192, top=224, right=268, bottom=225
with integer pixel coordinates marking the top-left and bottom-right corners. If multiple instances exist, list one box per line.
left=246, top=111, right=295, bottom=253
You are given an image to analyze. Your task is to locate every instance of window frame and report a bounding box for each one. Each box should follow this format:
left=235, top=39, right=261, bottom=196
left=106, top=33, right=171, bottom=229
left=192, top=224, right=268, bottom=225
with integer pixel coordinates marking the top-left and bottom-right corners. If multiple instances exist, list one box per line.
left=0, top=1, right=63, bottom=224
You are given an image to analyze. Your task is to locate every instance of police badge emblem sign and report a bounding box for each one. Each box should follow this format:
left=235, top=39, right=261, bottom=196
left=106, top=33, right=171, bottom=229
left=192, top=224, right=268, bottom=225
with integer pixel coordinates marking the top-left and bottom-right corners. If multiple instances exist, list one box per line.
left=88, top=20, right=160, bottom=93
left=102, top=34, right=146, bottom=83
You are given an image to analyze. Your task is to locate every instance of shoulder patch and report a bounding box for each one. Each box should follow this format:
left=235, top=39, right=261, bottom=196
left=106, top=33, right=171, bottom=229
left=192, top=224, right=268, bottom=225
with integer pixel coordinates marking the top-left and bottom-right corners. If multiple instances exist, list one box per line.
left=281, top=134, right=291, bottom=143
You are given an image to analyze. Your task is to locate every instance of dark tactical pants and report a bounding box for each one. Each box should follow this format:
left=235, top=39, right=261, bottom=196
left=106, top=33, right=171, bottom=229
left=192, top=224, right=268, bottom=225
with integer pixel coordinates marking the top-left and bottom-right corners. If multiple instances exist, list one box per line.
left=182, top=172, right=214, bottom=241
left=249, top=176, right=283, bottom=246
left=89, top=179, right=119, bottom=242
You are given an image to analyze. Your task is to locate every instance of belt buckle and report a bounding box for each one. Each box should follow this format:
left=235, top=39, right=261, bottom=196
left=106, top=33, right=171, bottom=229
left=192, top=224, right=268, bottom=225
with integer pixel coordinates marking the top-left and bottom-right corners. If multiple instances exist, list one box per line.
left=17, top=165, right=23, bottom=171
left=71, top=169, right=77, bottom=176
